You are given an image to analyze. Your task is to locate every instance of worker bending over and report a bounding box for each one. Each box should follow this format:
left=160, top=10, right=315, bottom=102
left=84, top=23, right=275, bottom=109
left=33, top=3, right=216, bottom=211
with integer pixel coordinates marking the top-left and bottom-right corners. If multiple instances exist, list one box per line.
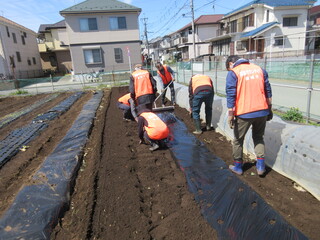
left=117, top=93, right=137, bottom=121
left=189, top=74, right=214, bottom=134
left=155, top=62, right=176, bottom=106
left=137, top=110, right=169, bottom=151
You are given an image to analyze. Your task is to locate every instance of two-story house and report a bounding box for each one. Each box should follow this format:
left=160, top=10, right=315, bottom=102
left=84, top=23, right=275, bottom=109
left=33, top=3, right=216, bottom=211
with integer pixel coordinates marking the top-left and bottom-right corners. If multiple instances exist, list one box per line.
left=307, top=5, right=320, bottom=53
left=0, top=16, right=42, bottom=80
left=38, top=20, right=72, bottom=74
left=170, top=14, right=223, bottom=60
left=209, top=0, right=316, bottom=58
left=59, top=0, right=142, bottom=74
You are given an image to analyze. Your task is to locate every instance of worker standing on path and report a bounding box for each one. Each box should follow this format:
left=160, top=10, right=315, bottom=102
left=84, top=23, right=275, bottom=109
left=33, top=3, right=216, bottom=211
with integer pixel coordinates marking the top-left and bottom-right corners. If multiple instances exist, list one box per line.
left=225, top=55, right=272, bottom=176
left=117, top=93, right=137, bottom=121
left=188, top=74, right=214, bottom=135
left=130, top=64, right=157, bottom=114
left=155, top=62, right=176, bottom=106
left=137, top=110, right=169, bottom=151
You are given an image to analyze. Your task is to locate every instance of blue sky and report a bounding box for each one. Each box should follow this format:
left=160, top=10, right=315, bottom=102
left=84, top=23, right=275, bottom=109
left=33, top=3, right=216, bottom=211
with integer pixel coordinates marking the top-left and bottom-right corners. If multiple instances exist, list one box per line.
left=2, top=0, right=320, bottom=39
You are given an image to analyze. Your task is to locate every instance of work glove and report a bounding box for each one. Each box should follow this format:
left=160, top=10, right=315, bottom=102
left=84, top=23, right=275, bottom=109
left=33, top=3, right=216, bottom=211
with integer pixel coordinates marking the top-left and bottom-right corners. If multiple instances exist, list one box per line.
left=267, top=105, right=273, bottom=121
left=139, top=139, right=145, bottom=145
left=228, top=110, right=235, bottom=129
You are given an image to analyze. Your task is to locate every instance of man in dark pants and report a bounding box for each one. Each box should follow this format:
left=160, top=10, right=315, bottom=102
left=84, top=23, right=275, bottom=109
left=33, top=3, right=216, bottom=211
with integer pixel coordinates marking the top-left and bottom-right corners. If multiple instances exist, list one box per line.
left=117, top=93, right=137, bottom=121
left=225, top=55, right=272, bottom=176
left=129, top=64, right=157, bottom=114
left=188, top=74, right=214, bottom=134
left=155, top=62, right=176, bottom=106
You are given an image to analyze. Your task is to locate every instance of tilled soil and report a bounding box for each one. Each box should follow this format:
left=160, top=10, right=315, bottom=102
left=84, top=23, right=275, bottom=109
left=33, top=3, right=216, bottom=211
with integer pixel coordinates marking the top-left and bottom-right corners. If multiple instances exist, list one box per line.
left=0, top=87, right=319, bottom=240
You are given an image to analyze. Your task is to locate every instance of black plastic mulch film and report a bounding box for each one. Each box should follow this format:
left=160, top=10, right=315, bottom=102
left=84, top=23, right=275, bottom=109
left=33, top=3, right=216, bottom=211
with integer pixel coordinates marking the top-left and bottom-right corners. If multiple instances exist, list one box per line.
left=158, top=112, right=308, bottom=240
left=0, top=94, right=59, bottom=129
left=0, top=91, right=103, bottom=239
left=0, top=92, right=84, bottom=168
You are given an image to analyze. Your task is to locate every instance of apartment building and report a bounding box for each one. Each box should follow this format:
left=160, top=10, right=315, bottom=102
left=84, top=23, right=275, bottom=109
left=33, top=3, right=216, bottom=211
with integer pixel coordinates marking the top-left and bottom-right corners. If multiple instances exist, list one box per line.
left=0, top=16, right=42, bottom=79
left=59, top=0, right=142, bottom=74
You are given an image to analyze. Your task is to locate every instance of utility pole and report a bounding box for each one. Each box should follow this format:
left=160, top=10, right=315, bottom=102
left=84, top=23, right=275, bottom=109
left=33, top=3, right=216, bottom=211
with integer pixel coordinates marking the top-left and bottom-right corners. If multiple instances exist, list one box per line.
left=141, top=17, right=150, bottom=57
left=190, top=0, right=196, bottom=59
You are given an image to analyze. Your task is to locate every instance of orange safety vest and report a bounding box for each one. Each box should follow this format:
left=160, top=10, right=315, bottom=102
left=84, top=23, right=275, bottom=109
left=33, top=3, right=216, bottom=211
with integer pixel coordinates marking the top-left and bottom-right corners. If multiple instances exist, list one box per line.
left=232, top=63, right=268, bottom=116
left=191, top=74, right=212, bottom=94
left=141, top=112, right=169, bottom=140
left=118, top=93, right=131, bottom=106
left=157, top=65, right=172, bottom=84
left=132, top=69, right=154, bottom=99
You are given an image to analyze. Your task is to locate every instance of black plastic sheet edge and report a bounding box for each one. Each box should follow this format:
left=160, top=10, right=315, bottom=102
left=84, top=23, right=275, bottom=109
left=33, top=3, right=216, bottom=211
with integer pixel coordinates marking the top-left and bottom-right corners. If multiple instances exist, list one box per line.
left=158, top=112, right=308, bottom=240
left=0, top=91, right=103, bottom=239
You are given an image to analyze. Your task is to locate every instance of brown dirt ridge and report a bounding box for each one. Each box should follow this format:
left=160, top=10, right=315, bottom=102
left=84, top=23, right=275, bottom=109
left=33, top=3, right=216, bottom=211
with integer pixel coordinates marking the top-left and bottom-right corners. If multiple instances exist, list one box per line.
left=0, top=87, right=319, bottom=240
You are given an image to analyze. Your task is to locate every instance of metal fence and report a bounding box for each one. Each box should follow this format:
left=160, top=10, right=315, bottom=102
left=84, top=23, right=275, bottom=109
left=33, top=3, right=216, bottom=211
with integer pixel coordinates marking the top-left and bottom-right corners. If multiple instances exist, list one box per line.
left=172, top=54, right=320, bottom=122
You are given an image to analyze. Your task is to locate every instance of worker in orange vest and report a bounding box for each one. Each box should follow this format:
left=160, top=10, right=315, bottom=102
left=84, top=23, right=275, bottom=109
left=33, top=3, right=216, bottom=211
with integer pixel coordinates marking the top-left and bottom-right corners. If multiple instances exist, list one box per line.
left=155, top=62, right=176, bottom=106
left=129, top=64, right=157, bottom=114
left=189, top=74, right=214, bottom=134
left=117, top=93, right=137, bottom=121
left=137, top=110, right=169, bottom=151
left=226, top=55, right=272, bottom=176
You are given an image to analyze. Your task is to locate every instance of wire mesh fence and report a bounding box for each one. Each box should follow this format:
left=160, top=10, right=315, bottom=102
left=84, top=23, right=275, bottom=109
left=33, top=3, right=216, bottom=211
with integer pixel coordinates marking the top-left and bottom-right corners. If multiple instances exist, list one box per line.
left=172, top=54, right=320, bottom=122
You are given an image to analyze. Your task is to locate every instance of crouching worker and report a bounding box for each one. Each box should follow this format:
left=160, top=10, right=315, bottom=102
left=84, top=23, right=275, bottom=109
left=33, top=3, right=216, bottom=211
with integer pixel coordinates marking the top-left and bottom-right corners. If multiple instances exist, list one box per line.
left=117, top=93, right=137, bottom=121
left=137, top=111, right=169, bottom=151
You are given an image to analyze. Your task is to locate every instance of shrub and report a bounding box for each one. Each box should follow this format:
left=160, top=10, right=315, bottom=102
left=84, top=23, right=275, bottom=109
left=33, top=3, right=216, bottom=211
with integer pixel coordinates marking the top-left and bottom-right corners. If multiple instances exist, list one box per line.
left=10, top=89, right=29, bottom=95
left=282, top=107, right=304, bottom=123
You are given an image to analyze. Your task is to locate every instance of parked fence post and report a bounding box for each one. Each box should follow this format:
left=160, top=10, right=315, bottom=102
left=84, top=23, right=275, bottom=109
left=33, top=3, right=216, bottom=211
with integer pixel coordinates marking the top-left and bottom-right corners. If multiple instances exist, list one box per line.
left=191, top=59, right=193, bottom=77
left=264, top=55, right=267, bottom=70
left=214, top=59, right=218, bottom=94
left=202, top=59, right=205, bottom=75
left=306, top=54, right=315, bottom=123
left=50, top=74, right=54, bottom=91
left=183, top=63, right=185, bottom=84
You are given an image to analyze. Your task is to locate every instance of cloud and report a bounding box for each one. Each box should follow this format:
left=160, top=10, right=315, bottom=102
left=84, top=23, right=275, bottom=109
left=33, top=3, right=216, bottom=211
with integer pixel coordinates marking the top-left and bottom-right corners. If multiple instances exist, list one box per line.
left=122, top=0, right=133, bottom=4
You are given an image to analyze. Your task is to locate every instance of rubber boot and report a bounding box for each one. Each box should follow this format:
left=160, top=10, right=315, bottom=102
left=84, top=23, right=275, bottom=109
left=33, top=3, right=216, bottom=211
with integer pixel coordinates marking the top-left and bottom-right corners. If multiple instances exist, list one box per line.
left=256, top=158, right=266, bottom=175
left=193, top=119, right=202, bottom=135
left=229, top=160, right=243, bottom=175
left=205, top=113, right=212, bottom=131
left=149, top=142, right=159, bottom=151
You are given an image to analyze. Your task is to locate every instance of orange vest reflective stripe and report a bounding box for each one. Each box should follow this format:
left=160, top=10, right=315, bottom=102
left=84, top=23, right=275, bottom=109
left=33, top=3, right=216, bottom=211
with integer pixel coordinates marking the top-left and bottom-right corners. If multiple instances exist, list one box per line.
left=157, top=65, right=172, bottom=84
left=232, top=63, right=268, bottom=116
left=141, top=112, right=169, bottom=140
left=132, top=69, right=153, bottom=99
left=118, top=93, right=131, bottom=106
left=191, top=74, right=212, bottom=94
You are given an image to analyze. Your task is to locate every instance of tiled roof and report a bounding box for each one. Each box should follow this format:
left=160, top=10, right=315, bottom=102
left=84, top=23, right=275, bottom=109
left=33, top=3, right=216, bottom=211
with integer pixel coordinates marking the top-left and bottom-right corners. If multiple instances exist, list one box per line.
left=225, top=0, right=316, bottom=17
left=241, top=21, right=278, bottom=38
left=0, top=16, right=36, bottom=34
left=174, top=14, right=224, bottom=33
left=309, top=5, right=320, bottom=14
left=38, top=20, right=66, bottom=33
left=60, top=0, right=141, bottom=14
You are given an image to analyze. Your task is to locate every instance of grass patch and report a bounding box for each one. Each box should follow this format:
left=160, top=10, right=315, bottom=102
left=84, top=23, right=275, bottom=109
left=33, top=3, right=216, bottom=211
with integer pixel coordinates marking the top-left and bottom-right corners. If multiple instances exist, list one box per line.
left=10, top=89, right=29, bottom=95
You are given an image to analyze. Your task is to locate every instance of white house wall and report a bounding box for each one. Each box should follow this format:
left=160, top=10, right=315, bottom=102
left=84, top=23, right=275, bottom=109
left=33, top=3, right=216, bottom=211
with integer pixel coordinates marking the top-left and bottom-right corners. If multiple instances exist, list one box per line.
left=65, top=13, right=140, bottom=44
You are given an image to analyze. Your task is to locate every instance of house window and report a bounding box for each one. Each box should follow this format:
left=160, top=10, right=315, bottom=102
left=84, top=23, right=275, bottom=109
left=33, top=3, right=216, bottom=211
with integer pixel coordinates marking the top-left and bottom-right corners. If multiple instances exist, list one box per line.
left=6, top=26, right=10, bottom=37
left=236, top=41, right=247, bottom=51
left=243, top=14, right=254, bottom=29
left=23, top=32, right=27, bottom=38
left=274, top=37, right=284, bottom=46
left=84, top=49, right=102, bottom=64
left=21, top=36, right=26, bottom=45
left=109, top=17, right=127, bottom=30
left=266, top=10, right=270, bottom=22
left=283, top=17, right=298, bottom=27
left=230, top=20, right=237, bottom=33
left=80, top=18, right=98, bottom=31
left=27, top=59, right=32, bottom=66
left=49, top=56, right=57, bottom=66
left=32, top=57, right=36, bottom=64
left=12, top=33, right=17, bottom=43
left=114, top=48, right=123, bottom=63
left=16, top=52, right=21, bottom=62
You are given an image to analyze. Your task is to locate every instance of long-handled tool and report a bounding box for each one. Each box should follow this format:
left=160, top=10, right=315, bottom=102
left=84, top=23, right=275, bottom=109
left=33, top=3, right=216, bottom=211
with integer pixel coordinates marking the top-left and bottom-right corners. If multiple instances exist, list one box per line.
left=152, top=80, right=175, bottom=112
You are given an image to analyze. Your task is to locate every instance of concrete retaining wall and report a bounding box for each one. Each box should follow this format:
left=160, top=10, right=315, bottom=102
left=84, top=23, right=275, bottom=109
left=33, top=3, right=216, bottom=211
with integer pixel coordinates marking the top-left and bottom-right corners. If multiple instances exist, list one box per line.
left=159, top=80, right=320, bottom=201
